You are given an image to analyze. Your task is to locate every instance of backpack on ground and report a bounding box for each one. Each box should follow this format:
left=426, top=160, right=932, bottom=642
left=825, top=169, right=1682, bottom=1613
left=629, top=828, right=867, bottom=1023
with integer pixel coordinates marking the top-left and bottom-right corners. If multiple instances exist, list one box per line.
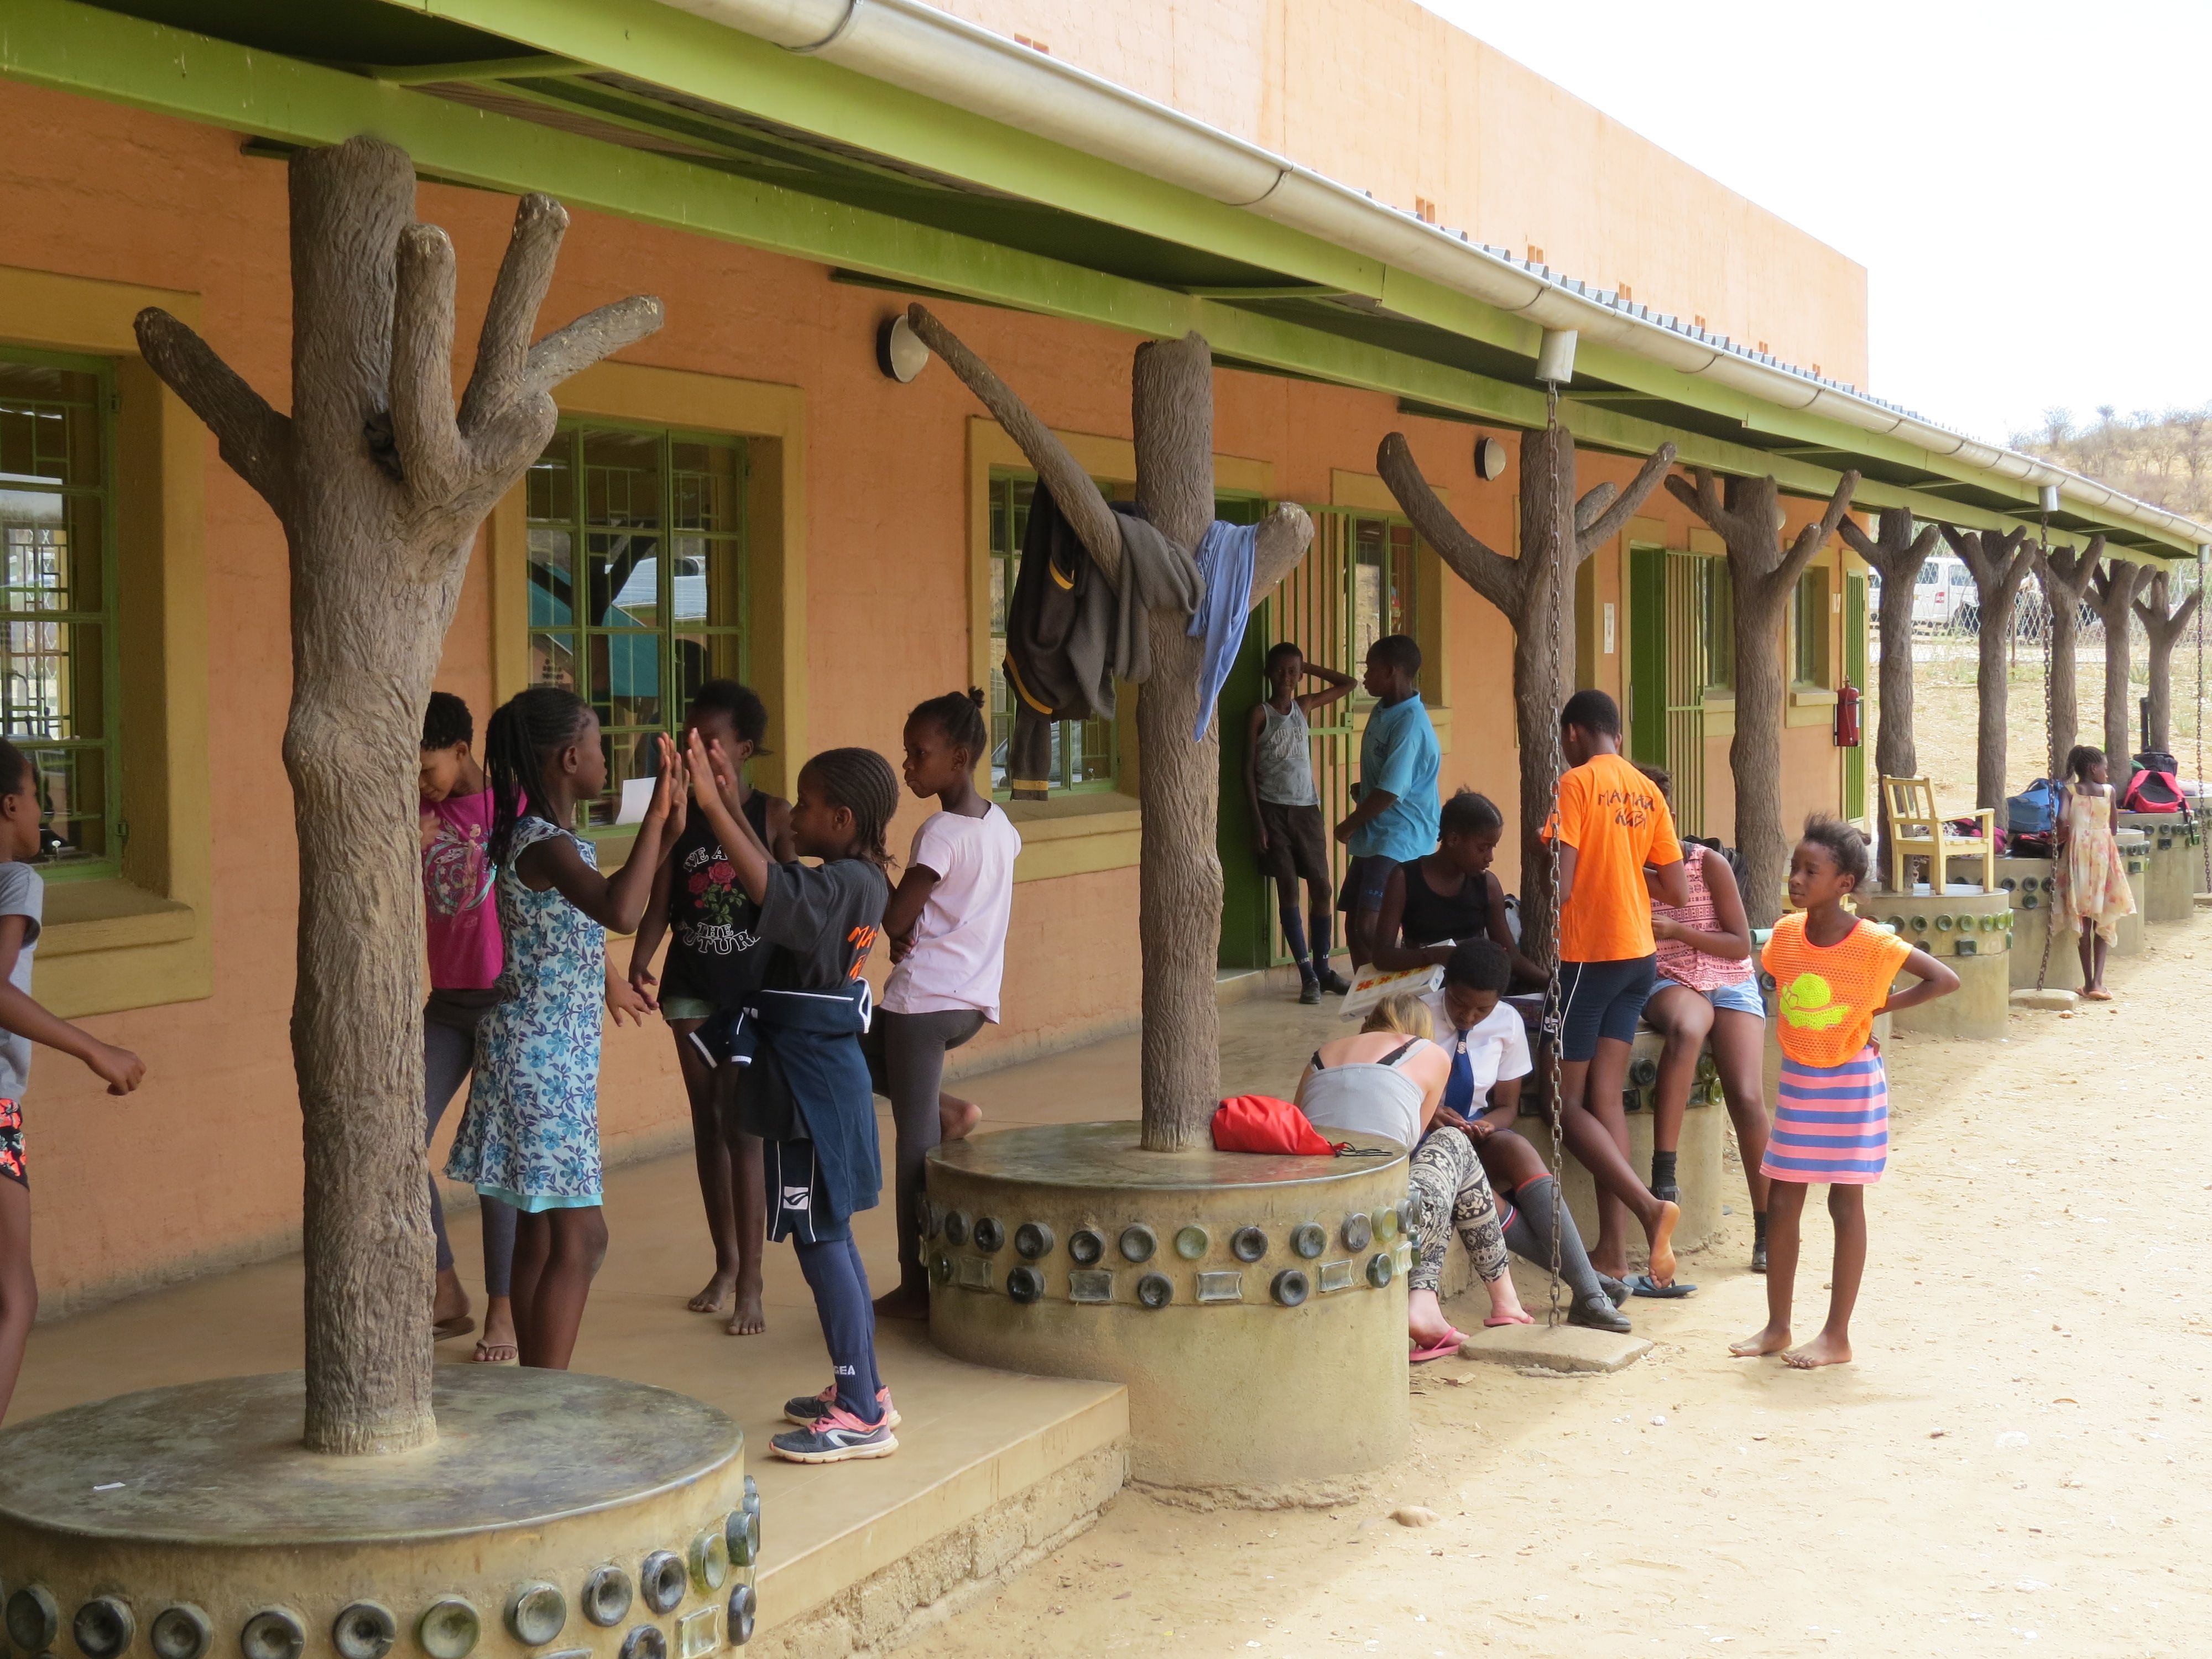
left=2005, top=778, right=2059, bottom=837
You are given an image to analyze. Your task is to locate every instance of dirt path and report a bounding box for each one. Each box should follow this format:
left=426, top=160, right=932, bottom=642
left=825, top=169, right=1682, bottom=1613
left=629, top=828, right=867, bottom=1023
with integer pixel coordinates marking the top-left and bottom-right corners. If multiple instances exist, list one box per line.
left=901, top=915, right=2212, bottom=1657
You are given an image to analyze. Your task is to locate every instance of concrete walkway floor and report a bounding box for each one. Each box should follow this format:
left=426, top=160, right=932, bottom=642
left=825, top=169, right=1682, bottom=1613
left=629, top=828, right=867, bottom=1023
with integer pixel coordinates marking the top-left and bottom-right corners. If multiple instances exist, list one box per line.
left=7, top=980, right=1352, bottom=1641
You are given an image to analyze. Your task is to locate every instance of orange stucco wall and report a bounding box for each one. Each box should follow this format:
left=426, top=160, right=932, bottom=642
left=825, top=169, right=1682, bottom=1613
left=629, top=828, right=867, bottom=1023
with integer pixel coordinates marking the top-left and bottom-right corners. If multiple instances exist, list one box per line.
left=0, top=76, right=1855, bottom=1312
left=930, top=0, right=1869, bottom=385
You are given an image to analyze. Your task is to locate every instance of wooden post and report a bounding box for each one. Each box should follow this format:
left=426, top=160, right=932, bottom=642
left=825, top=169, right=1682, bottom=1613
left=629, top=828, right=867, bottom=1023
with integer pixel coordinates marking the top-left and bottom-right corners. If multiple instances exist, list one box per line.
left=1837, top=507, right=1939, bottom=860
left=2034, top=536, right=2104, bottom=776
left=1939, top=525, right=2036, bottom=812
left=134, top=137, right=660, bottom=1454
left=1375, top=429, right=1674, bottom=967
left=2087, top=557, right=2150, bottom=775
left=1663, top=468, right=1860, bottom=927
left=2133, top=568, right=2201, bottom=755
left=904, top=305, right=1312, bottom=1151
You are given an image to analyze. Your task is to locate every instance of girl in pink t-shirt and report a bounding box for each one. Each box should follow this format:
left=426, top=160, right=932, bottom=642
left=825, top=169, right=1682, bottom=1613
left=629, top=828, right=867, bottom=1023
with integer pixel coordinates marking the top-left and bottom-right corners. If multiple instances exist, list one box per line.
left=419, top=692, right=517, bottom=1363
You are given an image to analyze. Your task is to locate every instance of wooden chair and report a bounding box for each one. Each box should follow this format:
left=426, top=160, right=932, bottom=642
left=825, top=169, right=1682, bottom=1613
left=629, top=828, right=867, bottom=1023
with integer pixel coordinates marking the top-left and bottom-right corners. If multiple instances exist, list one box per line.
left=1880, top=775, right=1994, bottom=894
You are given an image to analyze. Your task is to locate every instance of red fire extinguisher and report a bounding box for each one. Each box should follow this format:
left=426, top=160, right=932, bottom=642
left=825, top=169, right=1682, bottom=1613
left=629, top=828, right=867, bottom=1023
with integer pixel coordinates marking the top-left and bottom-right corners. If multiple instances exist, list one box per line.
left=1834, top=682, right=1861, bottom=748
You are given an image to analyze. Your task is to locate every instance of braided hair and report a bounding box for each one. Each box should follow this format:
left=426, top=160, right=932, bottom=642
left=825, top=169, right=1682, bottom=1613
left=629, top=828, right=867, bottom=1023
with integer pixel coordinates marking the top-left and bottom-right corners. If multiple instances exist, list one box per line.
left=799, top=747, right=900, bottom=873
left=483, top=686, right=593, bottom=863
left=909, top=687, right=988, bottom=767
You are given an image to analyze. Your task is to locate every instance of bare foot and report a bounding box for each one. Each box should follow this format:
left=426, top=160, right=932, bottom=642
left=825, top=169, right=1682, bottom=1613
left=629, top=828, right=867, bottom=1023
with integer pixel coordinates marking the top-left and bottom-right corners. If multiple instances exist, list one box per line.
left=432, top=1268, right=471, bottom=1334
left=688, top=1270, right=737, bottom=1315
left=873, top=1281, right=932, bottom=1321
left=1408, top=1288, right=1457, bottom=1347
left=1730, top=1323, right=1792, bottom=1358
left=1782, top=1331, right=1853, bottom=1369
left=940, top=1097, right=983, bottom=1142
left=1645, top=1200, right=1679, bottom=1285
left=726, top=1279, right=766, bottom=1336
left=2084, top=987, right=2112, bottom=1001
left=1484, top=1301, right=1535, bottom=1328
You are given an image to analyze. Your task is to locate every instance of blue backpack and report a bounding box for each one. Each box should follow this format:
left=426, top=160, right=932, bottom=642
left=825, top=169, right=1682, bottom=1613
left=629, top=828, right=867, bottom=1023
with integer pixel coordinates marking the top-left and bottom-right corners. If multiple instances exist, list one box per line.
left=2005, top=779, right=2059, bottom=836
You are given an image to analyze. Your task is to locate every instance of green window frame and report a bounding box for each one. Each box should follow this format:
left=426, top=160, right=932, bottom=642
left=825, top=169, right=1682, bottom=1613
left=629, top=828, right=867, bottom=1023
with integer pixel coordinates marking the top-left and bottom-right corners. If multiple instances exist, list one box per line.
left=1793, top=564, right=1830, bottom=688
left=1702, top=555, right=1735, bottom=692
left=525, top=422, right=749, bottom=831
left=987, top=472, right=1121, bottom=797
left=0, top=348, right=120, bottom=877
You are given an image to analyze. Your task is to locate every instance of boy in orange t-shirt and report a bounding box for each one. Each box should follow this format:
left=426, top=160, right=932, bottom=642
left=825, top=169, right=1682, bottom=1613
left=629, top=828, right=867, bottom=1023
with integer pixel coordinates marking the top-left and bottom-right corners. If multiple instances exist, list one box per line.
left=1547, top=691, right=1691, bottom=1290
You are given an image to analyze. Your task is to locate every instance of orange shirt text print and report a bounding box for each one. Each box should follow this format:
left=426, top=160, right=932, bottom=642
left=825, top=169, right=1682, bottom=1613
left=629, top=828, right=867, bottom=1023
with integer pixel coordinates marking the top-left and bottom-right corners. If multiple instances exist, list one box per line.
left=1556, top=752, right=1682, bottom=963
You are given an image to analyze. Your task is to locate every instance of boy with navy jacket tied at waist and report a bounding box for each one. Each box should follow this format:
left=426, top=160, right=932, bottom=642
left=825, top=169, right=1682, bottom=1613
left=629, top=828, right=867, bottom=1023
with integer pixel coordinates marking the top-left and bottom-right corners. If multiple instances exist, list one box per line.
left=1246, top=640, right=1357, bottom=1001
left=1333, top=634, right=1441, bottom=969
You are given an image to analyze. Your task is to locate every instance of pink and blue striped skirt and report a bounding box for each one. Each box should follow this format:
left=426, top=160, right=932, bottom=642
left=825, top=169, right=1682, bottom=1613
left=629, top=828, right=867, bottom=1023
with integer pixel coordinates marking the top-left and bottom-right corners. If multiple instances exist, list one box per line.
left=1761, top=1045, right=1888, bottom=1186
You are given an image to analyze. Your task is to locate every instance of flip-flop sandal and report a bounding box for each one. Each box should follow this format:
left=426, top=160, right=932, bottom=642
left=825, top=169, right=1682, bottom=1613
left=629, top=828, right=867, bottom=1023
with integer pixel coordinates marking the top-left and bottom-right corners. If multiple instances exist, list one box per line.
left=1484, top=1311, right=1535, bottom=1327
left=432, top=1314, right=476, bottom=1341
left=472, top=1339, right=518, bottom=1364
left=1628, top=1274, right=1697, bottom=1299
left=1410, top=1330, right=1468, bottom=1363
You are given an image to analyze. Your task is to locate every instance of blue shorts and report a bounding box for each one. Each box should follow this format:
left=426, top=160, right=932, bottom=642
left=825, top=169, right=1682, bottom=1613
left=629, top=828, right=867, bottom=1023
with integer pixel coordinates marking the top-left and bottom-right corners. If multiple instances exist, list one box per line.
left=1338, top=853, right=1397, bottom=915
left=1704, top=977, right=1766, bottom=1019
left=1556, top=956, right=1657, bottom=1061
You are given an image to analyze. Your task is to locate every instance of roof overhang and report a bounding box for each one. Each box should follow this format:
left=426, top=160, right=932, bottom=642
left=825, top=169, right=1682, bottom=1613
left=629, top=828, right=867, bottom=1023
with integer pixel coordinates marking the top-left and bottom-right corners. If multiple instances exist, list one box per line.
left=13, top=0, right=2205, bottom=559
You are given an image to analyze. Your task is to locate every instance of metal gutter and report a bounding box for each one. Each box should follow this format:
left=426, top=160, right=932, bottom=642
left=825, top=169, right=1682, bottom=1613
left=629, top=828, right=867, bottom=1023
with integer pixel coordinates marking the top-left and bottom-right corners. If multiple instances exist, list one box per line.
left=653, top=0, right=2209, bottom=551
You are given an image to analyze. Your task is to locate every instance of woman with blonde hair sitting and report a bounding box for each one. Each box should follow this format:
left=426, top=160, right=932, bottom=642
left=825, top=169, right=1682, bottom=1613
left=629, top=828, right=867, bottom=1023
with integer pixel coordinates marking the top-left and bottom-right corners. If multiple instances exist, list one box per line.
left=1297, top=992, right=1530, bottom=1358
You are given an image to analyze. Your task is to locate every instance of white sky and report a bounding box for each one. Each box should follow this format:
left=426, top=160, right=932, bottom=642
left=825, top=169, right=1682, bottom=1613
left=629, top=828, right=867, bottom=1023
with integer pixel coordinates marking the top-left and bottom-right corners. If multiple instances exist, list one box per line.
left=1425, top=1, right=2212, bottom=447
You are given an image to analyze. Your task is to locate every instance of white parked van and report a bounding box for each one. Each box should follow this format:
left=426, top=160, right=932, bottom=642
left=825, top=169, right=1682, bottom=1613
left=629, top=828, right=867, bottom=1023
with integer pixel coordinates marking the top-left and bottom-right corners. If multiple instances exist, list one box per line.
left=1912, top=556, right=1976, bottom=629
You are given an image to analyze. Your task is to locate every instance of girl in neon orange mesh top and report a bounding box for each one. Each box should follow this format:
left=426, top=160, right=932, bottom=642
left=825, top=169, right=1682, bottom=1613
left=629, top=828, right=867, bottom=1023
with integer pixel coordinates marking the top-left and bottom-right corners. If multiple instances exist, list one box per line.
left=1730, top=816, right=1956, bottom=1371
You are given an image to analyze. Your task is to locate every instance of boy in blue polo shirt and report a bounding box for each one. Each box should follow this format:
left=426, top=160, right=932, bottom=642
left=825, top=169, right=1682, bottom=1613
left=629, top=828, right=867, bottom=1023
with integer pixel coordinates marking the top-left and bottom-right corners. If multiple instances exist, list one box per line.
left=1333, top=634, right=1440, bottom=967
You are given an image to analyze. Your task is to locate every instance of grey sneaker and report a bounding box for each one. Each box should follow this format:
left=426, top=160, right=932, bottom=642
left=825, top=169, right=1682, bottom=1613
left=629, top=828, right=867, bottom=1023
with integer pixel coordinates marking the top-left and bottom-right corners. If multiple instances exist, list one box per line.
left=770, top=1405, right=899, bottom=1464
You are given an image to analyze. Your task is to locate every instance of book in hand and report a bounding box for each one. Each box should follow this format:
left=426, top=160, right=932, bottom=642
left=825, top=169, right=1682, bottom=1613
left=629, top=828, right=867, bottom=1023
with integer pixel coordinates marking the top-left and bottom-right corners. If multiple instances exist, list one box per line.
left=1337, top=961, right=1443, bottom=1019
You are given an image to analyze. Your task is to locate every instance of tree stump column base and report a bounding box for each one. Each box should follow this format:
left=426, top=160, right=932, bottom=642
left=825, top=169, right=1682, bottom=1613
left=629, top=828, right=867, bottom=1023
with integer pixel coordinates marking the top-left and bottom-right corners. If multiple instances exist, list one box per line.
left=0, top=1371, right=761, bottom=1657
left=924, top=1123, right=1411, bottom=1488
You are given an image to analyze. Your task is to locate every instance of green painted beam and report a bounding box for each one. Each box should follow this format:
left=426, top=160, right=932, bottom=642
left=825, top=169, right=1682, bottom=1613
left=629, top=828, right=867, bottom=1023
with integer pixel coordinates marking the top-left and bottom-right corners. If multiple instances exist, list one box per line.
left=1, top=0, right=2179, bottom=555
left=367, top=54, right=583, bottom=84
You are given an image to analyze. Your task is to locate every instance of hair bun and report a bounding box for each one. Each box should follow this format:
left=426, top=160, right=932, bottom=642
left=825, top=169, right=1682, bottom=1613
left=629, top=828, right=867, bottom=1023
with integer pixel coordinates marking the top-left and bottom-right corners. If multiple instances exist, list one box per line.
left=965, top=686, right=985, bottom=707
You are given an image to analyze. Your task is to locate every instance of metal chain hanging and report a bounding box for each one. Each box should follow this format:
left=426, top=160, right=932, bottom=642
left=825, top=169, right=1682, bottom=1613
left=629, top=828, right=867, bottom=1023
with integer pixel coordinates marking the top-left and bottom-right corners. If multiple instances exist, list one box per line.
left=2035, top=499, right=2061, bottom=993
left=1539, top=383, right=1568, bottom=1326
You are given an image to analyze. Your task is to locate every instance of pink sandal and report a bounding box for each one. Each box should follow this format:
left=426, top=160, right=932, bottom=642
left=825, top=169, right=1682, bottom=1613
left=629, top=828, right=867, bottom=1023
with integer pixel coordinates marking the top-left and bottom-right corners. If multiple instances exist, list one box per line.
left=1410, top=1329, right=1467, bottom=1363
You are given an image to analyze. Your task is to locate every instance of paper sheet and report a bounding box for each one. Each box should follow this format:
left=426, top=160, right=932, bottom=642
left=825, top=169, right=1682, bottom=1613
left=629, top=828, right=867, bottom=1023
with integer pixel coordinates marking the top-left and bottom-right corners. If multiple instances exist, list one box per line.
left=615, top=775, right=657, bottom=827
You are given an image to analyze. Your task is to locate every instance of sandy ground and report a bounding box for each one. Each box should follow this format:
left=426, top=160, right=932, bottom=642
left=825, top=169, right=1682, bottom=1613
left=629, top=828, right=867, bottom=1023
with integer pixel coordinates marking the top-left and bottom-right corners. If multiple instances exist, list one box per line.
left=899, top=914, right=2212, bottom=1659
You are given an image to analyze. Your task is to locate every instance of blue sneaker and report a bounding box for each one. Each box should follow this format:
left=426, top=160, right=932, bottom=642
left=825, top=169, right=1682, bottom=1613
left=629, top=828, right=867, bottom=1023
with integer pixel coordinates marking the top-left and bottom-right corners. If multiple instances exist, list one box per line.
left=770, top=1404, right=899, bottom=1464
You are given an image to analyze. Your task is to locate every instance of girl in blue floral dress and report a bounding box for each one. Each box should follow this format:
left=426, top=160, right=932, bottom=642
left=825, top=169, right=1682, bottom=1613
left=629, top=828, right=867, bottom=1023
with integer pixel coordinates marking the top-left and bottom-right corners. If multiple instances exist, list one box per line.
left=447, top=686, right=680, bottom=1369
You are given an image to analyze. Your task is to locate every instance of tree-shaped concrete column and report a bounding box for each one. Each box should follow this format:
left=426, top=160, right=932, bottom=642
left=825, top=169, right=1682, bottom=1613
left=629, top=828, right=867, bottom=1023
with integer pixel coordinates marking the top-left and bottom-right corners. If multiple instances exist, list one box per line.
left=2088, top=557, right=2150, bottom=774
left=1375, top=427, right=1674, bottom=966
left=904, top=306, right=1313, bottom=1151
left=2132, top=568, right=2201, bottom=755
left=1939, top=525, right=2036, bottom=812
left=1664, top=468, right=1860, bottom=926
left=135, top=136, right=661, bottom=1454
left=2034, top=536, right=2104, bottom=775
left=1837, top=507, right=1938, bottom=855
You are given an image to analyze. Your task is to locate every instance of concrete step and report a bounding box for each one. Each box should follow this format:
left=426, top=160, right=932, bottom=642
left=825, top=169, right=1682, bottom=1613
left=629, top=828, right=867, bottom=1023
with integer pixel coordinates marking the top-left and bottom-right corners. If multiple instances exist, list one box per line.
left=1452, top=1321, right=1652, bottom=1374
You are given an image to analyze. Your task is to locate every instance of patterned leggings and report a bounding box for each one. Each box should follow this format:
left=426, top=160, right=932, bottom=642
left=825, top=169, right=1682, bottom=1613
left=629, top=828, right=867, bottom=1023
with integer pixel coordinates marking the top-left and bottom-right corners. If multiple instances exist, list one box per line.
left=1408, top=1128, right=1509, bottom=1292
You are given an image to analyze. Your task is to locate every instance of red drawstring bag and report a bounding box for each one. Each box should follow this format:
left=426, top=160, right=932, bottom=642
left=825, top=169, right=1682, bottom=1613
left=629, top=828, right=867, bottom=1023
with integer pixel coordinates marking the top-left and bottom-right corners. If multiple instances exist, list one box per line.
left=1211, top=1095, right=1342, bottom=1156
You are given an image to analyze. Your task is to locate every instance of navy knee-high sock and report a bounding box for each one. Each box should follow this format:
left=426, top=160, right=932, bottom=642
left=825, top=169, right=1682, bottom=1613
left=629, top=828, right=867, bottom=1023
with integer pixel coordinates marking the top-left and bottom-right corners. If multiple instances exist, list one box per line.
left=1308, top=898, right=1333, bottom=969
left=793, top=1231, right=882, bottom=1421
left=1277, top=892, right=1312, bottom=971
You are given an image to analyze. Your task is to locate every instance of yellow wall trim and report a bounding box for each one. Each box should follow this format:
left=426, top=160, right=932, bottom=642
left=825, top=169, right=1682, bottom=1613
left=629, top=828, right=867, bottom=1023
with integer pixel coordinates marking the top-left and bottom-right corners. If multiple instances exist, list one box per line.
left=491, top=361, right=808, bottom=795
left=0, top=265, right=213, bottom=1017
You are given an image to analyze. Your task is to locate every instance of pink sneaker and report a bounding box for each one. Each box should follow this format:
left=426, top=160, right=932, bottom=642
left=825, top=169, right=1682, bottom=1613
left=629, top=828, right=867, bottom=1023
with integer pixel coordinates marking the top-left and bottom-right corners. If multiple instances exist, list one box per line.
left=783, top=1383, right=899, bottom=1430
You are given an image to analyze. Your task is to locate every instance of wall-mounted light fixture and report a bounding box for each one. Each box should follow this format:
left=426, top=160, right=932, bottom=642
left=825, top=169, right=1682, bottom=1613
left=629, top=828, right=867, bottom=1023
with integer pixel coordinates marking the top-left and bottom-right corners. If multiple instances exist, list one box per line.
left=1473, top=435, right=1507, bottom=482
left=877, top=315, right=928, bottom=383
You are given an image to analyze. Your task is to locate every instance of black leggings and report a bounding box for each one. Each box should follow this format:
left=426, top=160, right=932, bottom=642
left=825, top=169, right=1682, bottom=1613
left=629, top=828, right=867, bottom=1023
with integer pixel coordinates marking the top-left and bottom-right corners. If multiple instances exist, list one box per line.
left=869, top=1008, right=986, bottom=1285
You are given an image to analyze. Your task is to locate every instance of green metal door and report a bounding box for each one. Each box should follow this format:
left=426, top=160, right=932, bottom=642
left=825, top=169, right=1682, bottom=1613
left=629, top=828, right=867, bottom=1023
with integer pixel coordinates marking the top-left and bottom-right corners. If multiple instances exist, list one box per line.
left=1664, top=552, right=1712, bottom=838
left=1627, top=545, right=1668, bottom=768
left=1843, top=571, right=1868, bottom=823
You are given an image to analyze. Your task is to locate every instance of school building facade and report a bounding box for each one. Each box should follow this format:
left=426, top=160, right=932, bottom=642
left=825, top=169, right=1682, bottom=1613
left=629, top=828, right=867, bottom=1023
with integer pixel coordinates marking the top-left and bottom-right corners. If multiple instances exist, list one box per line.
left=0, top=0, right=2198, bottom=1314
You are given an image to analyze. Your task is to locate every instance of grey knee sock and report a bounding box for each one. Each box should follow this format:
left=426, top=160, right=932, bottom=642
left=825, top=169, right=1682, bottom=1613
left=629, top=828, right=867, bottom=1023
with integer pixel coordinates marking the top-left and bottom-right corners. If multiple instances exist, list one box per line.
left=1503, top=1175, right=1606, bottom=1306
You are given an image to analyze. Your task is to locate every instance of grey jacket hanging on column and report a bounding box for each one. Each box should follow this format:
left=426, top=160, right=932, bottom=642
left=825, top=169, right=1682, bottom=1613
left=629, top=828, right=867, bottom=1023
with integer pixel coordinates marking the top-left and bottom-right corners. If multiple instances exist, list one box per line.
left=1001, top=482, right=1199, bottom=797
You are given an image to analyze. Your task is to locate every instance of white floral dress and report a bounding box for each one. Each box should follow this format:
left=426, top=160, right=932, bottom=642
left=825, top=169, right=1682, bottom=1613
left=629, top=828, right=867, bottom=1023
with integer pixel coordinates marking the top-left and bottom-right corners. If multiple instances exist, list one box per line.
left=446, top=816, right=606, bottom=1210
left=2056, top=784, right=2136, bottom=945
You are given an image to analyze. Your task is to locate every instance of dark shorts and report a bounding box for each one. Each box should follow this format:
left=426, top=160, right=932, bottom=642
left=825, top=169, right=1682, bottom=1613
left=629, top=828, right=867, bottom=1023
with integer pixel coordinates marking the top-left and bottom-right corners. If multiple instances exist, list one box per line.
left=1337, top=853, right=1397, bottom=915
left=1256, top=800, right=1331, bottom=886
left=1555, top=956, right=1658, bottom=1062
left=0, top=1098, right=21, bottom=1188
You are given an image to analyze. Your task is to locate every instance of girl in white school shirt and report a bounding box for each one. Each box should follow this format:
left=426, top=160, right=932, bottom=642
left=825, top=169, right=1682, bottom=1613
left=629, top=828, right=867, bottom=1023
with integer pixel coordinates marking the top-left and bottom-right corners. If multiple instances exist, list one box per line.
left=868, top=690, right=1021, bottom=1319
